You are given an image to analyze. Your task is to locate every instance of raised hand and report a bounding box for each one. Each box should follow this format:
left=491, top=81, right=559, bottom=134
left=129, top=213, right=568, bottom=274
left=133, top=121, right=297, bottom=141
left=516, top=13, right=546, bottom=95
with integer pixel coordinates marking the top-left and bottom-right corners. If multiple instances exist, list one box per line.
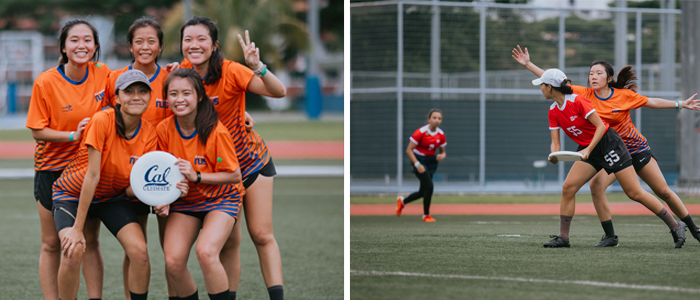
left=512, top=45, right=531, bottom=66
left=682, top=93, right=700, bottom=110
left=237, top=30, right=262, bottom=70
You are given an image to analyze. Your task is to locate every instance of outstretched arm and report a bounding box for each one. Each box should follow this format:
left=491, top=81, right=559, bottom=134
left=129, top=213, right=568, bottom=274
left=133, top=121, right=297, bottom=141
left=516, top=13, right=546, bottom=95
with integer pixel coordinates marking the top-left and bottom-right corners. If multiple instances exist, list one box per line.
left=512, top=45, right=545, bottom=77
left=644, top=93, right=700, bottom=110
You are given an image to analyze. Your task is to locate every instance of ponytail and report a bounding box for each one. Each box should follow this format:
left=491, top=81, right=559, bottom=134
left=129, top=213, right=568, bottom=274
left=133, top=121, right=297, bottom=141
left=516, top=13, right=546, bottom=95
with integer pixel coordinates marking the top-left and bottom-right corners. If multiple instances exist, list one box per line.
left=113, top=104, right=126, bottom=139
left=590, top=60, right=638, bottom=92
left=551, top=79, right=573, bottom=95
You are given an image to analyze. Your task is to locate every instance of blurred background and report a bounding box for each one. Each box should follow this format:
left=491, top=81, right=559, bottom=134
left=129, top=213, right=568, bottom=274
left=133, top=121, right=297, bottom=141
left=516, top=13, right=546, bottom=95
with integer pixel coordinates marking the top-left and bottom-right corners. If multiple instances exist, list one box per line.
left=0, top=0, right=344, bottom=118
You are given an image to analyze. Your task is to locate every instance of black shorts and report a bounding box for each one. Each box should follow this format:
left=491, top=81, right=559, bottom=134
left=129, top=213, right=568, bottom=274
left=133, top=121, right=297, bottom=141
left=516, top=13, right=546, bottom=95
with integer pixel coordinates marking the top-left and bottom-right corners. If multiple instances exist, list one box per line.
left=578, top=128, right=633, bottom=174
left=410, top=154, right=438, bottom=177
left=172, top=210, right=209, bottom=222
left=242, top=158, right=277, bottom=189
left=129, top=200, right=152, bottom=216
left=54, top=200, right=139, bottom=236
left=631, top=150, right=656, bottom=172
left=34, top=170, right=63, bottom=211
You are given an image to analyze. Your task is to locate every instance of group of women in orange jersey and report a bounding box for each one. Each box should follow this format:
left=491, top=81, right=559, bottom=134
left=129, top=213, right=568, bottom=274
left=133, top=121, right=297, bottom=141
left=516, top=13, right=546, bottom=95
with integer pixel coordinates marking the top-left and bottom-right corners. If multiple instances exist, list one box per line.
left=27, top=16, right=286, bottom=300
left=512, top=45, right=700, bottom=248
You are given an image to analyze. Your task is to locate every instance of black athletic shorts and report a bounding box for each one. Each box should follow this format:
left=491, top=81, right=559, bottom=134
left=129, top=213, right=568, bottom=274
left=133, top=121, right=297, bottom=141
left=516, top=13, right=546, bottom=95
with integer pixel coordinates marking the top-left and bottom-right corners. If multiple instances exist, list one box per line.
left=631, top=150, right=656, bottom=172
left=172, top=210, right=209, bottom=222
left=53, top=200, right=139, bottom=236
left=410, top=154, right=438, bottom=177
left=242, top=158, right=277, bottom=189
left=129, top=200, right=151, bottom=216
left=578, top=128, right=633, bottom=174
left=34, top=170, right=63, bottom=211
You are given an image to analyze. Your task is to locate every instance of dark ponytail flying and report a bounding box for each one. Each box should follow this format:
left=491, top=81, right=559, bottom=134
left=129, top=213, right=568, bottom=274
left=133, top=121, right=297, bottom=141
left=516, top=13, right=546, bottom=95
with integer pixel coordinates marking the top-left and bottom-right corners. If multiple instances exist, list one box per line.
left=164, top=68, right=219, bottom=145
left=551, top=78, right=573, bottom=95
left=590, top=60, right=638, bottom=92
left=180, top=16, right=224, bottom=85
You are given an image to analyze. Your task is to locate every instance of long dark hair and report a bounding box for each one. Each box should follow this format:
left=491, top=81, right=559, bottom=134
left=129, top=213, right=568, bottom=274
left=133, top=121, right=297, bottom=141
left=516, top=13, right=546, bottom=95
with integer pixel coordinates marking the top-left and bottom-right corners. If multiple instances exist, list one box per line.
left=113, top=104, right=127, bottom=139
left=551, top=79, right=574, bottom=95
left=590, top=60, right=638, bottom=92
left=180, top=16, right=223, bottom=85
left=164, top=68, right=219, bottom=145
left=58, top=19, right=101, bottom=65
left=127, top=16, right=163, bottom=64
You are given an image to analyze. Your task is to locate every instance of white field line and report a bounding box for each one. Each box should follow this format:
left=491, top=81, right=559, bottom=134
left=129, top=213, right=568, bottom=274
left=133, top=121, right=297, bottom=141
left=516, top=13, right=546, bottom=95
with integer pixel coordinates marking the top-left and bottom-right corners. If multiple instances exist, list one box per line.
left=350, top=270, right=700, bottom=294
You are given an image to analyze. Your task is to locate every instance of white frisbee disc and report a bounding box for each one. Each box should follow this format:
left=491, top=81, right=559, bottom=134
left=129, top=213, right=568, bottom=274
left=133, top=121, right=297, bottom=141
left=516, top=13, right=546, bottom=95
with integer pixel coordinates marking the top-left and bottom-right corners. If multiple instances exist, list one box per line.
left=548, top=151, right=584, bottom=161
left=130, top=151, right=185, bottom=206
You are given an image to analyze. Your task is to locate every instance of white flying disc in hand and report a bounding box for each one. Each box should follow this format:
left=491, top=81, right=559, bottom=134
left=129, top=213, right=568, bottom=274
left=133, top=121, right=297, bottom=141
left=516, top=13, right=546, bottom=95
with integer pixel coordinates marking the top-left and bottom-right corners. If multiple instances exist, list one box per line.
left=130, top=151, right=185, bottom=206
left=548, top=151, right=584, bottom=161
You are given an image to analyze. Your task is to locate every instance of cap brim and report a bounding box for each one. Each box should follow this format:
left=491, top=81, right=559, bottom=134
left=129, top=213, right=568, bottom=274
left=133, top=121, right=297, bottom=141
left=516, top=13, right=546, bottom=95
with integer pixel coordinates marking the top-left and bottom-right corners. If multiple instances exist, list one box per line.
left=532, top=78, right=543, bottom=86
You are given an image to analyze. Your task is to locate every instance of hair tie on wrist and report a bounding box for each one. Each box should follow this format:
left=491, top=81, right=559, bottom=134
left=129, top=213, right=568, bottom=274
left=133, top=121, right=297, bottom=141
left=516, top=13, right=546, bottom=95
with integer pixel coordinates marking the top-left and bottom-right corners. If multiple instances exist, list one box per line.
left=69, top=131, right=75, bottom=142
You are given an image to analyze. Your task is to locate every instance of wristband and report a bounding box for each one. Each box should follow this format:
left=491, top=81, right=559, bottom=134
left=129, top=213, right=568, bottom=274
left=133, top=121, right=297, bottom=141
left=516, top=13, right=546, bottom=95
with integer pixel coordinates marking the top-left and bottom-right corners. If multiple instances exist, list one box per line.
left=676, top=100, right=680, bottom=110
left=69, top=131, right=75, bottom=142
left=194, top=171, right=201, bottom=184
left=414, top=161, right=421, bottom=168
left=253, top=62, right=267, bottom=77
left=260, top=66, right=268, bottom=77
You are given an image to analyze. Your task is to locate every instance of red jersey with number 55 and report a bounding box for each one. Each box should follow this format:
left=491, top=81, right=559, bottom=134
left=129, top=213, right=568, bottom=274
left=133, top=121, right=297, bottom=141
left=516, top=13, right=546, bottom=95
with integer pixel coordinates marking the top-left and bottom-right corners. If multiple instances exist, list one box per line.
left=548, top=94, right=608, bottom=147
left=410, top=125, right=446, bottom=156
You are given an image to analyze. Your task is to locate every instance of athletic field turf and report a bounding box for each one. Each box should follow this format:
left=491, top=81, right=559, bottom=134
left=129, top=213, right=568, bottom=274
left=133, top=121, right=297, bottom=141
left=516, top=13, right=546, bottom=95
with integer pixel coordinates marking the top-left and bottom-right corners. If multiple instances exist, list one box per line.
left=0, top=177, right=343, bottom=299
left=351, top=214, right=700, bottom=300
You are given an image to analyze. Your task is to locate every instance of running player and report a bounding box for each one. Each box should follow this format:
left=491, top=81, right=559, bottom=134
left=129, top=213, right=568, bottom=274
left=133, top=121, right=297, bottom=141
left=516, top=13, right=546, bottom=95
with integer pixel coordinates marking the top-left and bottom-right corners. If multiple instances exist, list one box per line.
left=26, top=19, right=108, bottom=300
left=396, top=109, right=446, bottom=222
left=52, top=70, right=187, bottom=300
left=103, top=16, right=176, bottom=300
left=178, top=16, right=286, bottom=300
left=513, top=46, right=699, bottom=247
left=159, top=68, right=243, bottom=300
left=534, top=68, right=686, bottom=248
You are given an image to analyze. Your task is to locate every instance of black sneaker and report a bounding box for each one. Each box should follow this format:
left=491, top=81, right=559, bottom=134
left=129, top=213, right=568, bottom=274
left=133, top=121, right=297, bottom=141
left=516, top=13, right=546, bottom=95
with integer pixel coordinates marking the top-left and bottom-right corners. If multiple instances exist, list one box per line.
left=689, top=227, right=700, bottom=243
left=595, top=235, right=619, bottom=247
left=670, top=221, right=687, bottom=249
left=543, top=235, right=570, bottom=248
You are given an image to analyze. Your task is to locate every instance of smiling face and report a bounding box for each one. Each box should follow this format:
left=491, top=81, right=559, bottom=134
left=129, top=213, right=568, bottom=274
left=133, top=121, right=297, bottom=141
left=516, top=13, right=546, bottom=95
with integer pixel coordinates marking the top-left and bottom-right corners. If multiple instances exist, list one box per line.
left=182, top=24, right=218, bottom=67
left=129, top=26, right=161, bottom=66
left=167, top=77, right=199, bottom=117
left=62, top=24, right=96, bottom=66
left=116, top=83, right=150, bottom=116
left=589, top=64, right=612, bottom=90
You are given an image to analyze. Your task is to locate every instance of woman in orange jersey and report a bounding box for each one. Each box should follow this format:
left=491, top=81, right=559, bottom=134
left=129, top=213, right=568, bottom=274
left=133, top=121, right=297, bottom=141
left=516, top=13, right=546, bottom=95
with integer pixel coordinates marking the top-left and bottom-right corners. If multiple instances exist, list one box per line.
left=52, top=70, right=187, bottom=300
left=178, top=17, right=286, bottom=300
left=513, top=46, right=700, bottom=248
left=104, top=16, right=176, bottom=300
left=158, top=68, right=244, bottom=300
left=26, top=19, right=109, bottom=300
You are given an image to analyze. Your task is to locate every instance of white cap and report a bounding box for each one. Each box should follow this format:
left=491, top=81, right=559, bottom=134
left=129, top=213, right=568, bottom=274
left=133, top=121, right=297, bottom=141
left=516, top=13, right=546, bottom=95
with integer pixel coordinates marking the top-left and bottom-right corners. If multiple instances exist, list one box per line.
left=532, top=68, right=567, bottom=87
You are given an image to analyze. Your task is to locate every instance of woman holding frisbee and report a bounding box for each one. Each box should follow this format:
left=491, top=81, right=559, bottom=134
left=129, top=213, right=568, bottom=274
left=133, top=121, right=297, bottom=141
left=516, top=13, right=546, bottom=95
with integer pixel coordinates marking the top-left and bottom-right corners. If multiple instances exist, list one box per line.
left=178, top=16, right=286, bottom=299
left=159, top=68, right=244, bottom=300
left=514, top=46, right=699, bottom=248
left=26, top=19, right=109, bottom=300
left=396, top=109, right=446, bottom=222
left=52, top=69, right=186, bottom=300
left=533, top=68, right=686, bottom=248
left=104, top=16, right=177, bottom=300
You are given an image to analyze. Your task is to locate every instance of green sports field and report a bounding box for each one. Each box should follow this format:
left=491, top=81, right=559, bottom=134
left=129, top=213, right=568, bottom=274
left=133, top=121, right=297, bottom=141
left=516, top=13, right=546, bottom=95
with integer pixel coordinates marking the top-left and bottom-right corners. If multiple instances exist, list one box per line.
left=0, top=177, right=343, bottom=299
left=351, top=214, right=700, bottom=300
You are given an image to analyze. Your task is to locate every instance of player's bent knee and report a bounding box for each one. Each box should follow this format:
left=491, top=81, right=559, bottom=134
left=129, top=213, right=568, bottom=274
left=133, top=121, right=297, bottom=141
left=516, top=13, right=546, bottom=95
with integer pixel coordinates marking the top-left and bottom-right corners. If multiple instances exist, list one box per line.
left=251, top=230, right=276, bottom=247
left=41, top=237, right=61, bottom=253
left=165, top=255, right=187, bottom=275
left=195, top=244, right=220, bottom=266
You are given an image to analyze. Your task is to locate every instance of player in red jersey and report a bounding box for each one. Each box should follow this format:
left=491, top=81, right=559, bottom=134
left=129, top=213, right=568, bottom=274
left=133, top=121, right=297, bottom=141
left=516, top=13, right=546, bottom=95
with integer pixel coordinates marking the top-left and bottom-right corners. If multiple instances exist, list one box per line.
left=158, top=68, right=244, bottom=300
left=26, top=19, right=108, bottom=300
left=52, top=70, right=187, bottom=300
left=534, top=69, right=686, bottom=248
left=514, top=46, right=698, bottom=247
left=396, top=109, right=446, bottom=222
left=178, top=17, right=286, bottom=300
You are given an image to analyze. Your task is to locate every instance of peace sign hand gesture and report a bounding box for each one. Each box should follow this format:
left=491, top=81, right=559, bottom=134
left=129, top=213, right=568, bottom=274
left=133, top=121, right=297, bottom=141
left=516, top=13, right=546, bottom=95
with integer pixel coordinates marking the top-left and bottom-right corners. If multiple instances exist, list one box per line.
left=238, top=30, right=262, bottom=70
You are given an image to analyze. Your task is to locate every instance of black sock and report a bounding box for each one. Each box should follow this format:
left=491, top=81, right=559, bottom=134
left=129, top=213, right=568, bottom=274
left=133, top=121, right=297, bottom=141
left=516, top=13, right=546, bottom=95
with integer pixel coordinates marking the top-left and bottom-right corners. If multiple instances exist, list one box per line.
left=601, top=219, right=615, bottom=237
left=181, top=290, right=199, bottom=300
left=169, top=297, right=178, bottom=300
left=89, top=298, right=102, bottom=300
left=130, top=291, right=148, bottom=300
left=208, top=290, right=229, bottom=300
left=268, top=285, right=284, bottom=300
left=229, top=291, right=237, bottom=300
left=681, top=215, right=699, bottom=232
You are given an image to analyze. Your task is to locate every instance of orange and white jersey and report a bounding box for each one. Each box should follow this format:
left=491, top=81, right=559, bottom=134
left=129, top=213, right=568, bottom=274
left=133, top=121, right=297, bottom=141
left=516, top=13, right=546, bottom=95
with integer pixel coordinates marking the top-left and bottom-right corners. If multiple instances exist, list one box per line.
left=53, top=108, right=158, bottom=202
left=180, top=58, right=263, bottom=178
left=571, top=85, right=650, bottom=154
left=410, top=125, right=446, bottom=157
left=156, top=116, right=244, bottom=214
left=26, top=62, right=111, bottom=171
left=105, top=64, right=172, bottom=125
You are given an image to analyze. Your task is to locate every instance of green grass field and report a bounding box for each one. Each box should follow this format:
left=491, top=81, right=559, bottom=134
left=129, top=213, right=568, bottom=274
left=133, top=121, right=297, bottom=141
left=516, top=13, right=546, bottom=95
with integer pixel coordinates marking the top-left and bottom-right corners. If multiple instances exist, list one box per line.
left=351, top=193, right=700, bottom=204
left=0, top=177, right=343, bottom=299
left=351, top=214, right=700, bottom=300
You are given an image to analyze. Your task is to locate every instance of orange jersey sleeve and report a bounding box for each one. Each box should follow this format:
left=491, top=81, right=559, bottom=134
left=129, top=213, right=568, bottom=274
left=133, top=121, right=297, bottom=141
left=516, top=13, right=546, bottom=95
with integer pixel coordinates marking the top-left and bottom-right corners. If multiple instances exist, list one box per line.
left=54, top=109, right=158, bottom=201
left=26, top=62, right=111, bottom=171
